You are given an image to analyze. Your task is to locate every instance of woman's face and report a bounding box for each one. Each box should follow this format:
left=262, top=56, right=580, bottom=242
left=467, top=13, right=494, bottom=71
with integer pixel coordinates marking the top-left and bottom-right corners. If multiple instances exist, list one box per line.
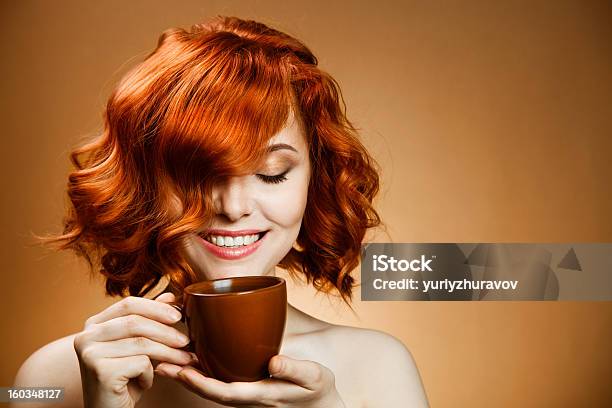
left=179, top=109, right=311, bottom=280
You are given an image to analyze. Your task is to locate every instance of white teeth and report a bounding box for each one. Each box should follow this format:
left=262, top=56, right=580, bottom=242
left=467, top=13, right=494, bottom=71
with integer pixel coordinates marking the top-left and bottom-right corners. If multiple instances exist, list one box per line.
left=204, top=233, right=262, bottom=248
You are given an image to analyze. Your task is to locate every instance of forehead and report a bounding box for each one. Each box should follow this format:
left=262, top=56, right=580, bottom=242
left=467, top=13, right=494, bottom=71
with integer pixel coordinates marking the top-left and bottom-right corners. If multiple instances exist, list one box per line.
left=266, top=108, right=307, bottom=151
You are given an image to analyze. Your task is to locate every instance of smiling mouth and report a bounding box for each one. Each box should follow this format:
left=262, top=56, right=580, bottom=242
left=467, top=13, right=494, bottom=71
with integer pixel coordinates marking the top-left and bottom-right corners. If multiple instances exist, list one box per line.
left=198, top=231, right=268, bottom=248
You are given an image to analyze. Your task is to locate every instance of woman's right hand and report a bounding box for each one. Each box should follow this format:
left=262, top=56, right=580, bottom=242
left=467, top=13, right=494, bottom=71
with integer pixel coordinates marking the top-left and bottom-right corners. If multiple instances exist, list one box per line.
left=73, top=292, right=194, bottom=408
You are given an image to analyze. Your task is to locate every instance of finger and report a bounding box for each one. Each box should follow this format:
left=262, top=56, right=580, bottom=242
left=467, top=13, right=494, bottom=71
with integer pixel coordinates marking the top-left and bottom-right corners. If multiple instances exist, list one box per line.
left=86, top=296, right=181, bottom=326
left=105, top=354, right=155, bottom=390
left=136, top=357, right=155, bottom=390
left=155, top=363, right=183, bottom=379
left=85, top=337, right=193, bottom=366
left=88, top=314, right=190, bottom=348
left=269, top=355, right=327, bottom=391
left=155, top=292, right=176, bottom=303
left=177, top=367, right=267, bottom=405
left=155, top=293, right=185, bottom=326
left=155, top=355, right=203, bottom=379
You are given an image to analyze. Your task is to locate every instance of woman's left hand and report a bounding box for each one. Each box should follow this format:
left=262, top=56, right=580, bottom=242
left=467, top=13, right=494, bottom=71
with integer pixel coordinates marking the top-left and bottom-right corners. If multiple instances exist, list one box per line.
left=155, top=354, right=346, bottom=407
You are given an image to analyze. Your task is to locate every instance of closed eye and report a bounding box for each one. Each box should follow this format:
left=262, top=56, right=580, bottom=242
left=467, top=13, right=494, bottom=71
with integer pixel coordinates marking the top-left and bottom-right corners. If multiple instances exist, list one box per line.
left=256, top=169, right=290, bottom=184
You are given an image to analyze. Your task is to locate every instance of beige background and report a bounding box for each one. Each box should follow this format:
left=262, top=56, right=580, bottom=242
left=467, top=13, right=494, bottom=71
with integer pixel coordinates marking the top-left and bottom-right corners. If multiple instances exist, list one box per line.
left=2, top=0, right=611, bottom=406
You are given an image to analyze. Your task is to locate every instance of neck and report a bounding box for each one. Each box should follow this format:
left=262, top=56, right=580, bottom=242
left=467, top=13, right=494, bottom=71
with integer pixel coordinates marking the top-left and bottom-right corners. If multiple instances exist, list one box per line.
left=284, top=301, right=330, bottom=337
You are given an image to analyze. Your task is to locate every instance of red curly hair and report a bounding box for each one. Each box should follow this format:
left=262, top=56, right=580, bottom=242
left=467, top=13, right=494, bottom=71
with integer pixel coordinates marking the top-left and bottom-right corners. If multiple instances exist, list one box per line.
left=37, top=16, right=381, bottom=304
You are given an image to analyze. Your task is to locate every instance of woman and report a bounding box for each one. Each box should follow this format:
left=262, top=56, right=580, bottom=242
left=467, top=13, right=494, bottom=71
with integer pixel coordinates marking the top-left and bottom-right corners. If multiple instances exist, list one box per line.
left=13, top=16, right=429, bottom=407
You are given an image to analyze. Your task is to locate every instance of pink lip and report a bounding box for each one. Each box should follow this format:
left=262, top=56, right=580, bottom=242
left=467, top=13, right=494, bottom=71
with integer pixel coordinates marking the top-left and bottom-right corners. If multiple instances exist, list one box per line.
left=198, top=230, right=268, bottom=260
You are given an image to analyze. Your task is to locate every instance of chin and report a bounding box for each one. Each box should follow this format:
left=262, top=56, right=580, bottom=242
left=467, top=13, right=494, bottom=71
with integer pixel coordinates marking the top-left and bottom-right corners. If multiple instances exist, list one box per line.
left=200, top=264, right=269, bottom=281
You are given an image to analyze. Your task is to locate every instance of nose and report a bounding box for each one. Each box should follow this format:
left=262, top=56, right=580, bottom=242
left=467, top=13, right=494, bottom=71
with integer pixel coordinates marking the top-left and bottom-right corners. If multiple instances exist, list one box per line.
left=212, top=176, right=254, bottom=221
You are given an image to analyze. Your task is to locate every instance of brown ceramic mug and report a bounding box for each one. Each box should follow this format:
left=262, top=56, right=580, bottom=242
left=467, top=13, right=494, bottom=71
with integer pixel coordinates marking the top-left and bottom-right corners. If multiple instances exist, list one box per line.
left=170, top=276, right=287, bottom=382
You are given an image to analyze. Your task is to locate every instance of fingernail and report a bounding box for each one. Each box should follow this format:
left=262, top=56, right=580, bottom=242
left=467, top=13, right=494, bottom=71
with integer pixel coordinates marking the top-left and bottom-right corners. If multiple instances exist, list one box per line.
left=168, top=309, right=182, bottom=321
left=177, top=333, right=190, bottom=345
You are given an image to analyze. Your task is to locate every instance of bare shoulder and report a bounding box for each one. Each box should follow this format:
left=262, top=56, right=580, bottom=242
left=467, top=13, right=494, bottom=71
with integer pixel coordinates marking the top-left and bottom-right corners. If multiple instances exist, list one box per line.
left=11, top=333, right=83, bottom=408
left=322, top=324, right=430, bottom=408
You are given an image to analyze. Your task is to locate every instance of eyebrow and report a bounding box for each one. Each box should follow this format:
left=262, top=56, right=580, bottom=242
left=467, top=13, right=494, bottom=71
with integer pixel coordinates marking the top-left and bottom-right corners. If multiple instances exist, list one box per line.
left=266, top=143, right=298, bottom=153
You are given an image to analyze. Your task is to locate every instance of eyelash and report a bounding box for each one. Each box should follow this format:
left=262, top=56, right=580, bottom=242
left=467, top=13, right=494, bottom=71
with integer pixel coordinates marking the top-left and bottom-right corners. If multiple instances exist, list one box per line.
left=256, top=169, right=289, bottom=184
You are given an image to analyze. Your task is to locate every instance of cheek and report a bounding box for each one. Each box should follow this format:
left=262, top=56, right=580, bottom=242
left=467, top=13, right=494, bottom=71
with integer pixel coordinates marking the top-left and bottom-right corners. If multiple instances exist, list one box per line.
left=259, top=176, right=308, bottom=229
left=180, top=235, right=201, bottom=265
